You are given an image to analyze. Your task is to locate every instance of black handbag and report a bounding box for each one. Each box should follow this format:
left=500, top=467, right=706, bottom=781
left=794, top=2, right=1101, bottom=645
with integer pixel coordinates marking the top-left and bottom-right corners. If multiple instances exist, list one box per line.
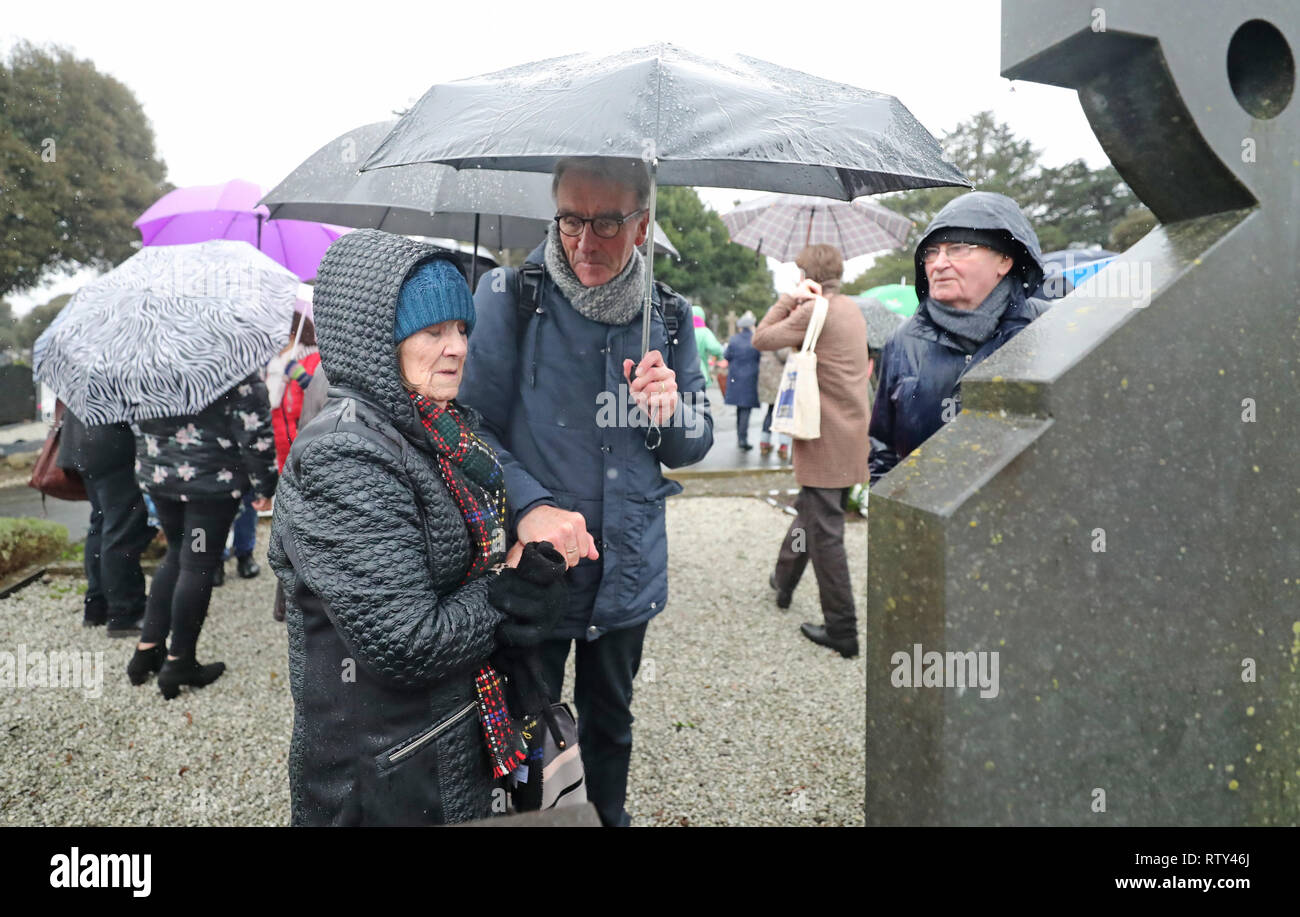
left=511, top=702, right=587, bottom=812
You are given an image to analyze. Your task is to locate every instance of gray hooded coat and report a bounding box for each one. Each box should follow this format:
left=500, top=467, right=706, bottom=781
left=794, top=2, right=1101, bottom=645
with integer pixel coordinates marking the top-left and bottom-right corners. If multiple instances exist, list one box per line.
left=268, top=230, right=505, bottom=826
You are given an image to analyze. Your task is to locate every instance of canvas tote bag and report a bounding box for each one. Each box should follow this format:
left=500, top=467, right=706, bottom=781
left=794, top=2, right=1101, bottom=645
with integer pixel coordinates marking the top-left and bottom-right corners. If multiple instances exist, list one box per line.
left=771, top=295, right=829, bottom=440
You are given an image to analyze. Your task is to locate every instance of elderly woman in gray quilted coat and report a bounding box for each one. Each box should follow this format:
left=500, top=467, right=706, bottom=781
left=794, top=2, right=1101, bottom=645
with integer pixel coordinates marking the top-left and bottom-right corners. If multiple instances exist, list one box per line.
left=269, top=230, right=566, bottom=826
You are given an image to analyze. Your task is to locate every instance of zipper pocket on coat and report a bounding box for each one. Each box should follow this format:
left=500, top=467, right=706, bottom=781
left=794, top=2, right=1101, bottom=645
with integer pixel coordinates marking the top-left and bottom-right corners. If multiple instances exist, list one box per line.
left=386, top=701, right=476, bottom=765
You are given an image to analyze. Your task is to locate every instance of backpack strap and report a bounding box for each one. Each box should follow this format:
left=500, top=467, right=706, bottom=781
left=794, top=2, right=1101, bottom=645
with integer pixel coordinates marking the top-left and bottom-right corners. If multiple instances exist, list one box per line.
left=512, top=261, right=687, bottom=364
left=514, top=262, right=546, bottom=350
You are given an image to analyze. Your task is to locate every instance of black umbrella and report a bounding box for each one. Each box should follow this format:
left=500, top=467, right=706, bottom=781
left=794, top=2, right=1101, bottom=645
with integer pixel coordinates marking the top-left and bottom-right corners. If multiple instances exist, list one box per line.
left=361, top=43, right=969, bottom=356
left=260, top=121, right=679, bottom=289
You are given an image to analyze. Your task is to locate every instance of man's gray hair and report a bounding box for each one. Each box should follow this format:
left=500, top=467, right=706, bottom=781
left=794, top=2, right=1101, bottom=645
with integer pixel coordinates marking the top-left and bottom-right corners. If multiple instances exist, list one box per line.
left=552, top=157, right=652, bottom=209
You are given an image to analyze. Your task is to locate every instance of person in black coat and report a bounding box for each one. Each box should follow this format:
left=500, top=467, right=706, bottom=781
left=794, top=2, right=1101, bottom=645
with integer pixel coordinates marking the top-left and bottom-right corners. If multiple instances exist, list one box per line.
left=723, top=313, right=761, bottom=450
left=58, top=410, right=155, bottom=634
left=268, top=231, right=566, bottom=826
left=870, top=192, right=1051, bottom=484
left=125, top=374, right=280, bottom=698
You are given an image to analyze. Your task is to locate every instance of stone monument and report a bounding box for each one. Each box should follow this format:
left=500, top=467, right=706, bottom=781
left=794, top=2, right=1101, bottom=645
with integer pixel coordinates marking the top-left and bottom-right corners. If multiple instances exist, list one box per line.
left=866, top=1, right=1298, bottom=825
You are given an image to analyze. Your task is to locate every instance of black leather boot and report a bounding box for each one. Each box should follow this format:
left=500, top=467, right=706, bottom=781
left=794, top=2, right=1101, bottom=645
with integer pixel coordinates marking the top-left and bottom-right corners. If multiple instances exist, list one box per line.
left=127, top=644, right=167, bottom=686
left=236, top=554, right=260, bottom=579
left=212, top=563, right=225, bottom=587
left=157, top=655, right=226, bottom=700
left=82, top=598, right=108, bottom=628
left=799, top=622, right=859, bottom=659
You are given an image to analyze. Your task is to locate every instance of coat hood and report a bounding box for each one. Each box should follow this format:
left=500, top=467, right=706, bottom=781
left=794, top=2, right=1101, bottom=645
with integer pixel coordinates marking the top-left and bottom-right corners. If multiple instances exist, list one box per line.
left=312, top=229, right=466, bottom=440
left=913, top=191, right=1045, bottom=301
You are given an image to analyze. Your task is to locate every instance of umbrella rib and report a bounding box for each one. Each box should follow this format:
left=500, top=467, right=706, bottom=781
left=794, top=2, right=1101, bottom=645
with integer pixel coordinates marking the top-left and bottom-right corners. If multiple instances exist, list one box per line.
left=827, top=205, right=848, bottom=255
left=653, top=49, right=665, bottom=161
left=781, top=207, right=802, bottom=262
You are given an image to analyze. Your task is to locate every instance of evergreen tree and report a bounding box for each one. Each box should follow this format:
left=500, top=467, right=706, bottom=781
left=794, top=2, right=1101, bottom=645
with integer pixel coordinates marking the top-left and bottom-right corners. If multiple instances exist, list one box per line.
left=1, top=41, right=171, bottom=297
left=651, top=186, right=774, bottom=321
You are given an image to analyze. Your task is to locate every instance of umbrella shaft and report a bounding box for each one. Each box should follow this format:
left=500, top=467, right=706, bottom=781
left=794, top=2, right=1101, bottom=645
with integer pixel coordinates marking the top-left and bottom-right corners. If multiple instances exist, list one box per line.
left=640, top=160, right=658, bottom=359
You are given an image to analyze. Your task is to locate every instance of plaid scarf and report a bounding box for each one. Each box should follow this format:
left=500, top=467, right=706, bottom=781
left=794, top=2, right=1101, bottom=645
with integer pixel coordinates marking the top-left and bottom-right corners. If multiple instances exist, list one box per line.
left=408, top=393, right=507, bottom=583
left=409, top=393, right=524, bottom=779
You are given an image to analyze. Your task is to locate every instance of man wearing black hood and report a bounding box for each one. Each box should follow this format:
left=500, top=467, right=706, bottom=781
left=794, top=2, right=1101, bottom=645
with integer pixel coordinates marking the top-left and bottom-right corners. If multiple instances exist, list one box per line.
left=869, top=192, right=1051, bottom=483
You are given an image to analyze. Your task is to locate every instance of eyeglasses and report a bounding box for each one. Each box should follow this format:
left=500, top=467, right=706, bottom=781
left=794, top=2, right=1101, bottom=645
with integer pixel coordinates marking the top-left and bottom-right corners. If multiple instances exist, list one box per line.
left=555, top=209, right=646, bottom=239
left=920, top=242, right=988, bottom=264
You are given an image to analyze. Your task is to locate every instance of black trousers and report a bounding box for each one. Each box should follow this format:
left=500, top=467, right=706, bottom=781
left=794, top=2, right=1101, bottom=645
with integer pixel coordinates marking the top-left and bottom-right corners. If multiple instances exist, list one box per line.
left=539, top=621, right=649, bottom=828
left=773, top=486, right=858, bottom=640
left=82, top=465, right=153, bottom=621
left=140, top=496, right=239, bottom=658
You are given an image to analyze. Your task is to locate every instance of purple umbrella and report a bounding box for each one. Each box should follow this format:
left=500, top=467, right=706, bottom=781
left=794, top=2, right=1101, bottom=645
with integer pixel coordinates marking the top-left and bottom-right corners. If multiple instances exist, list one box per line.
left=134, top=179, right=348, bottom=281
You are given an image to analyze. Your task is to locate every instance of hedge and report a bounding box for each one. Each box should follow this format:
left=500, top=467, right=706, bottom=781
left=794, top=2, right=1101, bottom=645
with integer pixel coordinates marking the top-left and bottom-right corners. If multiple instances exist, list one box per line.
left=0, top=517, right=69, bottom=579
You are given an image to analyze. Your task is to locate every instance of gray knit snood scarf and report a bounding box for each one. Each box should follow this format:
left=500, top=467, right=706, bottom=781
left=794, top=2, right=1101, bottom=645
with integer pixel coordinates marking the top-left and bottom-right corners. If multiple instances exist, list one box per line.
left=544, top=223, right=646, bottom=326
left=925, top=275, right=1016, bottom=354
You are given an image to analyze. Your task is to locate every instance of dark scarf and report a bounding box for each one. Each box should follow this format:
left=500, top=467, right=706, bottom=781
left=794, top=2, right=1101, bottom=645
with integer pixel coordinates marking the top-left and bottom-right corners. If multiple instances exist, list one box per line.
left=408, top=392, right=524, bottom=779
left=543, top=223, right=646, bottom=325
left=925, top=275, right=1015, bottom=355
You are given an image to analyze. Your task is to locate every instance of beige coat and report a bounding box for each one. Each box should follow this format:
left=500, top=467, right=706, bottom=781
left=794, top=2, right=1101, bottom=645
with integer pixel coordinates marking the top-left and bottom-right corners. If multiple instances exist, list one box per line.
left=753, top=291, right=870, bottom=488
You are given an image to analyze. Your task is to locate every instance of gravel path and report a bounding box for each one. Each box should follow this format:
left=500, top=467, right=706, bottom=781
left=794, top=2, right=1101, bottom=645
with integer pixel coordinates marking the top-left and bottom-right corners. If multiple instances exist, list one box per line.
left=0, top=496, right=865, bottom=826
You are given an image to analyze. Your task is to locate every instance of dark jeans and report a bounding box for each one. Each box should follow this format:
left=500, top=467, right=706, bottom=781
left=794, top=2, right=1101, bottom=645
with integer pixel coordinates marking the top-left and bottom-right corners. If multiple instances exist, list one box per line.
left=82, top=465, right=153, bottom=621
left=539, top=622, right=649, bottom=827
left=228, top=491, right=257, bottom=558
left=773, top=486, right=858, bottom=640
left=140, top=496, right=239, bottom=658
left=736, top=406, right=753, bottom=445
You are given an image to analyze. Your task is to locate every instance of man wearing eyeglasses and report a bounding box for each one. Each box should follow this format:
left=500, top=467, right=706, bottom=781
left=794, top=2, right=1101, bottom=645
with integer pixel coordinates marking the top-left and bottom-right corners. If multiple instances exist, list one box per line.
left=460, top=156, right=713, bottom=827
left=869, top=191, right=1050, bottom=484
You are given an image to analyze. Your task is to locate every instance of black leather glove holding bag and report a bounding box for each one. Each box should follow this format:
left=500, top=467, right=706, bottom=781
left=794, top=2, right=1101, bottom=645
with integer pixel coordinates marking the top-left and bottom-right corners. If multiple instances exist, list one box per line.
left=489, top=541, right=568, bottom=647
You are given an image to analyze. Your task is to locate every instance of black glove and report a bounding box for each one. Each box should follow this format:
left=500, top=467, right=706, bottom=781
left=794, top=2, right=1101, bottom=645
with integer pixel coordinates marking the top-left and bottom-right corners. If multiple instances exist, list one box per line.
left=489, top=541, right=568, bottom=647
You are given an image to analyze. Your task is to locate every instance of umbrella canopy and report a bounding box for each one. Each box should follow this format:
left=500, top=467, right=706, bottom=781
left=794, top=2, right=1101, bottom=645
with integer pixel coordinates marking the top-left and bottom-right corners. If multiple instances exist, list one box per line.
left=361, top=44, right=968, bottom=199
left=721, top=193, right=913, bottom=262
left=856, top=296, right=907, bottom=348
left=361, top=42, right=966, bottom=362
left=861, top=283, right=919, bottom=317
left=261, top=121, right=680, bottom=258
left=134, top=179, right=349, bottom=281
left=33, top=241, right=300, bottom=425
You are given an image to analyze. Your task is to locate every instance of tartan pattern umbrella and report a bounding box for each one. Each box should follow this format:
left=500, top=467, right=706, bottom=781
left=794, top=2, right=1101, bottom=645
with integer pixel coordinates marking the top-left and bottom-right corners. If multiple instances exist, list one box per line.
left=721, top=193, right=914, bottom=262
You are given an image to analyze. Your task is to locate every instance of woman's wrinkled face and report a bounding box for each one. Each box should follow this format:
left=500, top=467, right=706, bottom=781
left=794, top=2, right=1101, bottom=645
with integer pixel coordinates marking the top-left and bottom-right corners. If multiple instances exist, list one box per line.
left=398, top=320, right=468, bottom=407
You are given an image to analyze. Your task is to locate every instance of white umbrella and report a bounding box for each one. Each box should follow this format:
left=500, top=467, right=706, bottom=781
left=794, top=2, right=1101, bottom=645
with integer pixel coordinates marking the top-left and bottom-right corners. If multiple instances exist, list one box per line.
left=33, top=240, right=299, bottom=425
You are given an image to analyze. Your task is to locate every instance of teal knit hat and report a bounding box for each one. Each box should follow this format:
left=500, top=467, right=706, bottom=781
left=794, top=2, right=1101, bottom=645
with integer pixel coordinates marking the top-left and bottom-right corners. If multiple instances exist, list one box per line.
left=394, top=258, right=475, bottom=343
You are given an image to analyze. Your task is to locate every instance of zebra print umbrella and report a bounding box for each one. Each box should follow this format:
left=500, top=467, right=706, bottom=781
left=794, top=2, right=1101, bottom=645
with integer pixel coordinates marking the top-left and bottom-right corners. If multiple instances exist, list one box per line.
left=33, top=240, right=300, bottom=425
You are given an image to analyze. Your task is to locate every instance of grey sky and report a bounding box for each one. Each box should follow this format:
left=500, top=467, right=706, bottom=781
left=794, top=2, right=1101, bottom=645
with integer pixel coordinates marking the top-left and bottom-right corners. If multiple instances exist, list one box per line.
left=4, top=0, right=1109, bottom=311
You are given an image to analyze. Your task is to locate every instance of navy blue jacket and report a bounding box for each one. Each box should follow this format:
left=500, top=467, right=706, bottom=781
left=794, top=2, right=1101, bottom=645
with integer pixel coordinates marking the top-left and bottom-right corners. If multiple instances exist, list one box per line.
left=460, top=243, right=714, bottom=639
left=868, top=287, right=1048, bottom=483
left=870, top=190, right=1052, bottom=485
left=722, top=329, right=760, bottom=407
